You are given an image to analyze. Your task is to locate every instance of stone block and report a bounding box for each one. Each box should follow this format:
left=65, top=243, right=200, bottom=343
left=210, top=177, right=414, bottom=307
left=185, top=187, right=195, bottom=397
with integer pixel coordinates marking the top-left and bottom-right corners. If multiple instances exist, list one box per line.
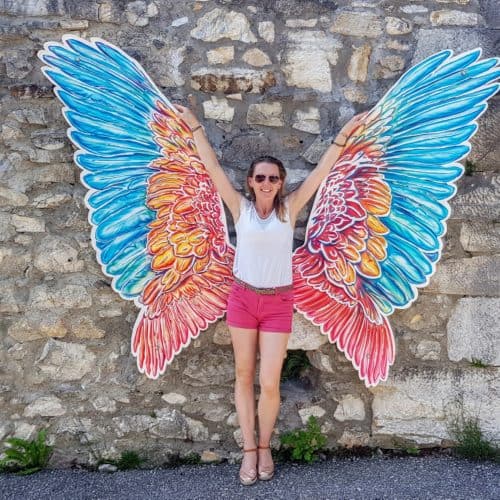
left=190, top=8, right=256, bottom=43
left=242, top=48, right=272, bottom=67
left=29, top=284, right=92, bottom=310
left=412, top=28, right=498, bottom=63
left=348, top=44, right=371, bottom=83
left=0, top=187, right=28, bottom=207
left=282, top=31, right=342, bottom=92
left=207, top=46, right=234, bottom=65
left=286, top=19, right=318, bottom=28
left=410, top=340, right=441, bottom=361
left=447, top=298, right=500, bottom=365
left=460, top=221, right=500, bottom=253
left=24, top=395, right=66, bottom=417
left=426, top=255, right=499, bottom=296
left=11, top=215, right=45, bottom=233
left=292, top=107, right=320, bottom=134
left=0, top=279, right=23, bottom=313
left=258, top=21, right=275, bottom=43
left=202, top=97, right=234, bottom=122
left=469, top=99, right=500, bottom=172
left=298, top=405, right=326, bottom=424
left=451, top=174, right=500, bottom=221
left=37, top=339, right=96, bottom=381
left=247, top=102, right=284, bottom=127
left=430, top=10, right=480, bottom=26
left=183, top=351, right=234, bottom=386
left=8, top=310, right=67, bottom=342
left=191, top=68, right=276, bottom=94
left=0, top=245, right=31, bottom=278
left=34, top=235, right=84, bottom=273
left=69, top=316, right=106, bottom=339
left=330, top=11, right=383, bottom=38
left=1, top=0, right=66, bottom=16
left=391, top=296, right=448, bottom=336
left=385, top=17, right=413, bottom=35
left=371, top=368, right=500, bottom=445
left=288, top=313, right=328, bottom=350
left=333, top=395, right=366, bottom=421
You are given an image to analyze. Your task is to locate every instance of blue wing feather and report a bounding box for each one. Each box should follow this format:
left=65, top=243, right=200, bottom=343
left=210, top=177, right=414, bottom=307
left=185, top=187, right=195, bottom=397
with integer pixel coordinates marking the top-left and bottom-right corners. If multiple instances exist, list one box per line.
left=359, top=49, right=500, bottom=314
left=38, top=36, right=176, bottom=300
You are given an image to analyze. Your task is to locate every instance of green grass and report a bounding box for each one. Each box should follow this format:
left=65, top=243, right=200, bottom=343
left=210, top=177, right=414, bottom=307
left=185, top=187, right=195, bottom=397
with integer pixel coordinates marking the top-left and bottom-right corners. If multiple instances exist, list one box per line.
left=464, top=160, right=475, bottom=176
left=450, top=416, right=499, bottom=462
left=470, top=358, right=489, bottom=368
left=278, top=416, right=327, bottom=463
left=281, top=350, right=311, bottom=381
left=115, top=450, right=145, bottom=470
left=0, top=430, right=53, bottom=475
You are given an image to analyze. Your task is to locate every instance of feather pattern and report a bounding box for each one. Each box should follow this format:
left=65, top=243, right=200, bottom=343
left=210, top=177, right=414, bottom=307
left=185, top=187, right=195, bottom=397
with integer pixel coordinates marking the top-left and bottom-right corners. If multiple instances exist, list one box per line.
left=39, top=36, right=234, bottom=378
left=293, top=48, right=500, bottom=386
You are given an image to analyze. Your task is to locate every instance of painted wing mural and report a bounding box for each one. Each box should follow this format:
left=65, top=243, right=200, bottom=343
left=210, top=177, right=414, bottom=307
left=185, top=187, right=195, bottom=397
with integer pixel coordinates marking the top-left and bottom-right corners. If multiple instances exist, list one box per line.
left=38, top=35, right=235, bottom=379
left=293, top=49, right=500, bottom=386
left=39, top=37, right=499, bottom=386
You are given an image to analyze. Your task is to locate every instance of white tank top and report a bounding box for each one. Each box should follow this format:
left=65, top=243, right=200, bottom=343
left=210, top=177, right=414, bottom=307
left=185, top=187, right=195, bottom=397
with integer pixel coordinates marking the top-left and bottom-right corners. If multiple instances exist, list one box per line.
left=233, top=197, right=293, bottom=288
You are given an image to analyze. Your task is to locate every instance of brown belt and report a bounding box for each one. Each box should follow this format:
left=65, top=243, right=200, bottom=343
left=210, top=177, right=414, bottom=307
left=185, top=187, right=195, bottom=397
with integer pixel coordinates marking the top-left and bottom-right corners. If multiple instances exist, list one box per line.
left=233, top=276, right=293, bottom=295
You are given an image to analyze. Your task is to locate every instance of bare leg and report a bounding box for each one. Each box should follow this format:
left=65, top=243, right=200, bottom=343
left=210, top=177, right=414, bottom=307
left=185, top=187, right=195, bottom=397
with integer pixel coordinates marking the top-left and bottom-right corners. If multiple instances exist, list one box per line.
left=257, top=331, right=290, bottom=473
left=229, top=326, right=258, bottom=479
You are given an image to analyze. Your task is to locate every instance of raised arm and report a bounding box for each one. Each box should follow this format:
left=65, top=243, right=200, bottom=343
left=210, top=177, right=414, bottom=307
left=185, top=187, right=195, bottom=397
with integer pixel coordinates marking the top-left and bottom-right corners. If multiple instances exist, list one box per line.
left=173, top=103, right=242, bottom=221
left=287, top=113, right=366, bottom=225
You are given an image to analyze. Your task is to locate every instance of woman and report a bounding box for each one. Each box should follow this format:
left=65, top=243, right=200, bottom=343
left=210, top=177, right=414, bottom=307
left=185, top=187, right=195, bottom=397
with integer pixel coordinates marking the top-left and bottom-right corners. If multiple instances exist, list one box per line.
left=174, top=102, right=362, bottom=485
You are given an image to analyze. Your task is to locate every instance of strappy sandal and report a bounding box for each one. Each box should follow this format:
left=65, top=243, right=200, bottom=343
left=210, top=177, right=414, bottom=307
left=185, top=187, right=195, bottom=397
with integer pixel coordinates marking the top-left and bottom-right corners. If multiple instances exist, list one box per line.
left=239, top=448, right=258, bottom=486
left=257, top=445, right=275, bottom=481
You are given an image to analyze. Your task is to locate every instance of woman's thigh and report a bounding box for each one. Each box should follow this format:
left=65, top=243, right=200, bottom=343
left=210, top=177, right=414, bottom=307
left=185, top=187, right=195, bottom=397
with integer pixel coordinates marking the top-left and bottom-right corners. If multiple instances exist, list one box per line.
left=229, top=326, right=259, bottom=378
left=258, top=332, right=290, bottom=388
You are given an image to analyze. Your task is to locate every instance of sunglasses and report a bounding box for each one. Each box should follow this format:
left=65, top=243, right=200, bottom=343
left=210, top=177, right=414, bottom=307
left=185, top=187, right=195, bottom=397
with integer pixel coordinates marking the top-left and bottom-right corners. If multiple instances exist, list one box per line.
left=253, top=174, right=281, bottom=184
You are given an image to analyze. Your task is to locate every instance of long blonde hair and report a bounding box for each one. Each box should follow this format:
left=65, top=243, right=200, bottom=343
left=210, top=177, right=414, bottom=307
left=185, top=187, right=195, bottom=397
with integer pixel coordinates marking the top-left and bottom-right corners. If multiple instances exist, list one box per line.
left=246, top=156, right=287, bottom=222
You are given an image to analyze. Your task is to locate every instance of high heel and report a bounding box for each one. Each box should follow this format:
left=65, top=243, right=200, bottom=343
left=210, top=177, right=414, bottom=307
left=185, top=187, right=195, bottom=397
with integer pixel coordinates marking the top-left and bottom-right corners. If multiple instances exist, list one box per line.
left=257, top=445, right=275, bottom=481
left=239, top=448, right=258, bottom=486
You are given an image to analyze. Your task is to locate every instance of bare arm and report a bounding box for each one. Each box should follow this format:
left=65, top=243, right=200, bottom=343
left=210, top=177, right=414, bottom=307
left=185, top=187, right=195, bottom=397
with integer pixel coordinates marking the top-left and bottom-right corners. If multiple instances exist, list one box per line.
left=173, top=103, right=242, bottom=221
left=287, top=113, right=366, bottom=225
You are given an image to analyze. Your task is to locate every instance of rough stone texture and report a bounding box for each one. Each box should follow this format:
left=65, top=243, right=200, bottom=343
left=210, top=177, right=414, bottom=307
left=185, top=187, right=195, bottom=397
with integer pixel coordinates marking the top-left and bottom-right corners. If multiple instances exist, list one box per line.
left=430, top=10, right=480, bottom=26
left=242, top=48, right=272, bottom=67
left=202, top=97, right=234, bottom=122
left=333, top=395, right=366, bottom=422
left=191, top=68, right=276, bottom=94
left=371, top=369, right=500, bottom=445
left=348, top=44, right=371, bottom=83
left=292, top=107, right=321, bottom=134
left=24, top=395, right=66, bottom=417
left=330, top=11, right=383, bottom=38
left=427, top=256, right=499, bottom=296
left=37, top=340, right=96, bottom=381
left=258, top=21, right=275, bottom=43
left=207, top=46, right=234, bottom=65
left=386, top=17, right=413, bottom=35
left=247, top=102, right=284, bottom=127
left=447, top=298, right=500, bottom=365
left=460, top=221, right=500, bottom=253
left=0, top=0, right=498, bottom=464
left=33, top=235, right=84, bottom=273
left=282, top=31, right=342, bottom=92
left=190, top=8, right=257, bottom=43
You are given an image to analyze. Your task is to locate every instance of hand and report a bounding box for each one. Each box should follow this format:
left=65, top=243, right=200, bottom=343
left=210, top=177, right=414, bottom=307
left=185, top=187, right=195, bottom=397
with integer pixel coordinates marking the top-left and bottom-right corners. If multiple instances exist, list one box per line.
left=335, top=111, right=368, bottom=144
left=172, top=96, right=201, bottom=130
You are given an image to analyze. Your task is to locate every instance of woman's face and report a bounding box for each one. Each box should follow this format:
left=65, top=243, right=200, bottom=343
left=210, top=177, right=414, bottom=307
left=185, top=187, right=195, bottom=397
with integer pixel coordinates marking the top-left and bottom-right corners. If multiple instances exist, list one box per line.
left=248, top=161, right=283, bottom=202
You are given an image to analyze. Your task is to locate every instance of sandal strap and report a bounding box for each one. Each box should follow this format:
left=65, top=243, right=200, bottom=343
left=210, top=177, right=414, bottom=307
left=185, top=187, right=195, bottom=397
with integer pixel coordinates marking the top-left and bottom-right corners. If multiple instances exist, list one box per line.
left=243, top=447, right=257, bottom=452
left=258, top=445, right=270, bottom=449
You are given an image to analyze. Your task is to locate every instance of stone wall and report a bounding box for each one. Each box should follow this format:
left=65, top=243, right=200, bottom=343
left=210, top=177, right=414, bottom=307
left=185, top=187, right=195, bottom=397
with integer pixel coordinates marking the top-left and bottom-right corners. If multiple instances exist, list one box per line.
left=0, top=0, right=498, bottom=466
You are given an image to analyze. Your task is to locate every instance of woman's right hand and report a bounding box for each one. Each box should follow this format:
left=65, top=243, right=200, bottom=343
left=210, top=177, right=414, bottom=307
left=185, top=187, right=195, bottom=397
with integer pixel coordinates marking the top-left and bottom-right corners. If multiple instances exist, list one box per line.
left=173, top=103, right=201, bottom=130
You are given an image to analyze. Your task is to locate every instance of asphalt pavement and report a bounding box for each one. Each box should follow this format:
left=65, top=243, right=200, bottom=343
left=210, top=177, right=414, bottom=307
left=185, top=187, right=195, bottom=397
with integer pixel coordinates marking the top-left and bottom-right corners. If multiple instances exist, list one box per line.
left=1, top=455, right=499, bottom=500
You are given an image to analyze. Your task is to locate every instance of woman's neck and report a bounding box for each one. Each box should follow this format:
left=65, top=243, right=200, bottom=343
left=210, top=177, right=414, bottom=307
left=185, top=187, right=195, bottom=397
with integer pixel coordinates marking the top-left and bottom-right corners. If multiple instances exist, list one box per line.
left=253, top=200, right=274, bottom=219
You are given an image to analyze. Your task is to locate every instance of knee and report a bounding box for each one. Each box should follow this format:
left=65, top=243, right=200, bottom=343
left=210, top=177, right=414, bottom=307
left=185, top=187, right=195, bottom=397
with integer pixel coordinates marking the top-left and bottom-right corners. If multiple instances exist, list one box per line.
left=259, top=376, right=280, bottom=396
left=235, top=368, right=255, bottom=386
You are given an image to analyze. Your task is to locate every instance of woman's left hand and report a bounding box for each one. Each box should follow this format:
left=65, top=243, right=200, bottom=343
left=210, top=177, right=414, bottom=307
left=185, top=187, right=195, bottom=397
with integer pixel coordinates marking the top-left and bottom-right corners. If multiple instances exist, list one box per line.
left=335, top=112, right=368, bottom=144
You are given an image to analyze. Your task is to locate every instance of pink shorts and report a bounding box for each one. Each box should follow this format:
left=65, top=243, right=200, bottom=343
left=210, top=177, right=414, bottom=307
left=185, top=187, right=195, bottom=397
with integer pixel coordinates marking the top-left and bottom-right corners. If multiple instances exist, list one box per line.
left=226, top=281, right=294, bottom=334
